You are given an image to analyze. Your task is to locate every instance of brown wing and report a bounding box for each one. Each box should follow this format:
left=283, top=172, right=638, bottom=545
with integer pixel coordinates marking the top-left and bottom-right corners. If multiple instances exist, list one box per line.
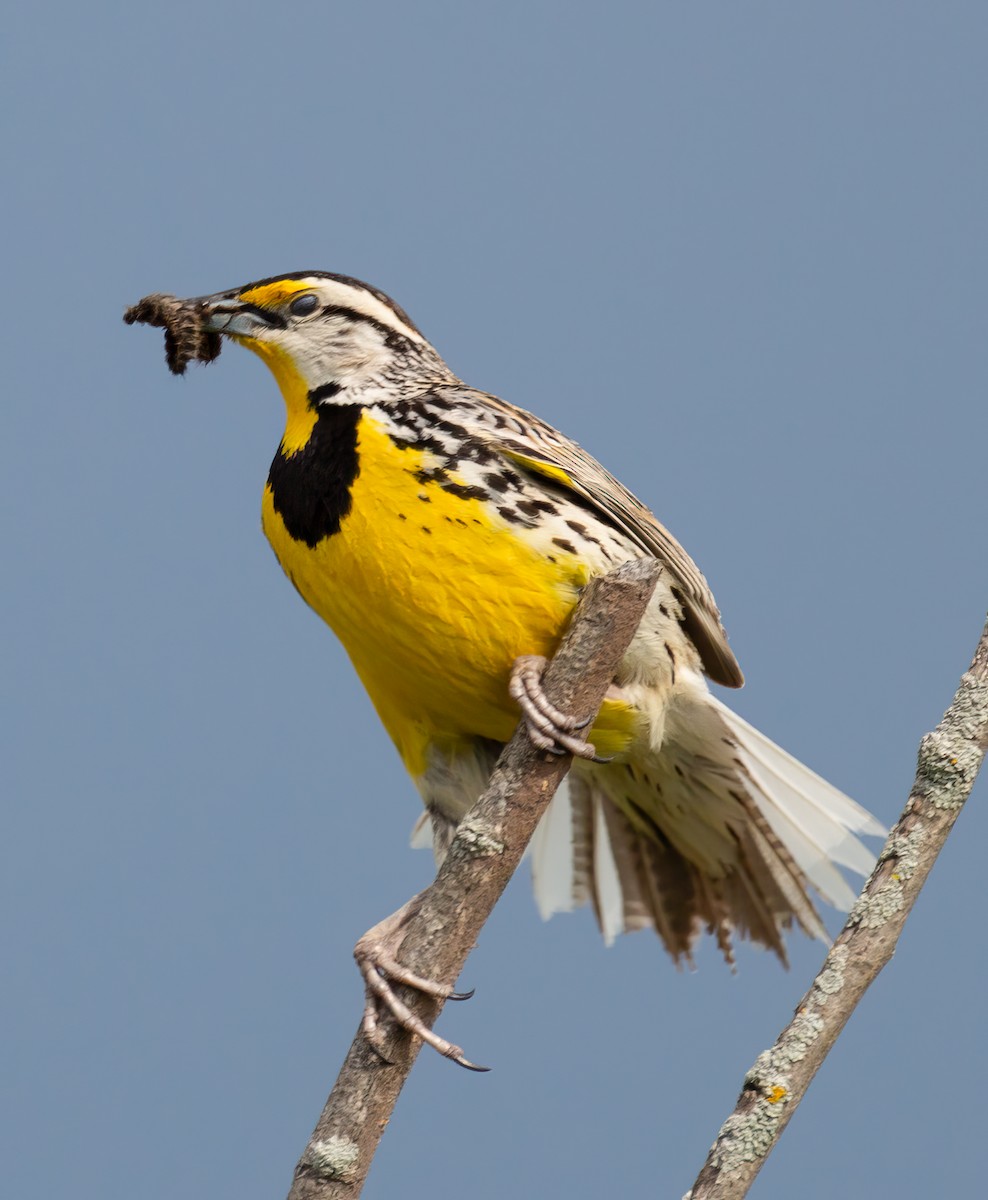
left=462, top=391, right=744, bottom=688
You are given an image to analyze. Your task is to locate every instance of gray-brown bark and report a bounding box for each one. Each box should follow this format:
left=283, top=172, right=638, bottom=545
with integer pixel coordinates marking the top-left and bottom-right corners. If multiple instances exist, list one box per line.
left=286, top=559, right=661, bottom=1199
left=684, top=615, right=988, bottom=1200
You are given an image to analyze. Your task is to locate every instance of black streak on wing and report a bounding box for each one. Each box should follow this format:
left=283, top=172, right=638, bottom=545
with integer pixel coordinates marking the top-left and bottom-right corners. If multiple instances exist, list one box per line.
left=267, top=402, right=362, bottom=547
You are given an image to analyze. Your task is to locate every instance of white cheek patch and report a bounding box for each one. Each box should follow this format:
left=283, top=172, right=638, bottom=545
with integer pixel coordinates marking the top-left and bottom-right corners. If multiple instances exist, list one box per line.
left=285, top=317, right=393, bottom=386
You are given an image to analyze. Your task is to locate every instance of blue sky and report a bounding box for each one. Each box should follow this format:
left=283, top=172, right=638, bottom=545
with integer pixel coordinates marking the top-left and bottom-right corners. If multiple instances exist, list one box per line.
left=4, top=3, right=986, bottom=1196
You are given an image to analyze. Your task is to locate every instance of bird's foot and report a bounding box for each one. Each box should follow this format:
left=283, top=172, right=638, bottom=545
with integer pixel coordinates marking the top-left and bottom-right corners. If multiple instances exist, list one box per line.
left=509, top=654, right=612, bottom=763
left=354, top=898, right=489, bottom=1072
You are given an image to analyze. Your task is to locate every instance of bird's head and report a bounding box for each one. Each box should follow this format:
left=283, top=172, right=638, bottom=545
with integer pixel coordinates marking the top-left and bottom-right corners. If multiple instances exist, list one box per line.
left=194, top=271, right=452, bottom=403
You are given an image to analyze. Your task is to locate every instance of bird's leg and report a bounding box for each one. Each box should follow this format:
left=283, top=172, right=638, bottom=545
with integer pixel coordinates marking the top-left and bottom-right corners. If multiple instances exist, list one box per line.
left=510, top=654, right=612, bottom=763
left=354, top=895, right=488, bottom=1072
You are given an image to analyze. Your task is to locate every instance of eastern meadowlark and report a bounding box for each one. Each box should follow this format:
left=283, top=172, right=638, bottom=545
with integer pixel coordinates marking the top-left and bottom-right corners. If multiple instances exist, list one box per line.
left=131, top=271, right=883, bottom=1067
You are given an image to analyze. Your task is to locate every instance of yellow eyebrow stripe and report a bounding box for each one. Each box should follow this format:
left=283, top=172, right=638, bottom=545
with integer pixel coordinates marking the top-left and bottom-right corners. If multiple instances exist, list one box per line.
left=240, top=278, right=315, bottom=307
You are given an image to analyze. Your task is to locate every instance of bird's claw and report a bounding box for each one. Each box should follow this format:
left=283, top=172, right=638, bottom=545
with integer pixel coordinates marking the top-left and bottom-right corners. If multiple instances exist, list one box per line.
left=509, top=655, right=611, bottom=762
left=354, top=907, right=489, bottom=1072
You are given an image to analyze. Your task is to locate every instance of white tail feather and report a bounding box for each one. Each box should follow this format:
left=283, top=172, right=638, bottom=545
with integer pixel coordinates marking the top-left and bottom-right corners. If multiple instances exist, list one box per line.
left=592, top=791, right=625, bottom=946
left=710, top=697, right=885, bottom=906
left=530, top=781, right=579, bottom=918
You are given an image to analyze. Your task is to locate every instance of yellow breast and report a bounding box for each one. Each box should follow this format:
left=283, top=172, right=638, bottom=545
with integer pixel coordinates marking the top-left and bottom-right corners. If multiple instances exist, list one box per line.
left=262, top=411, right=634, bottom=774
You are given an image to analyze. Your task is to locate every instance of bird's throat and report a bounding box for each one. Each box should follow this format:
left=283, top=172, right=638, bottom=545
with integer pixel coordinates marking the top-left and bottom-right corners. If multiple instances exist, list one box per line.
left=236, top=335, right=321, bottom=453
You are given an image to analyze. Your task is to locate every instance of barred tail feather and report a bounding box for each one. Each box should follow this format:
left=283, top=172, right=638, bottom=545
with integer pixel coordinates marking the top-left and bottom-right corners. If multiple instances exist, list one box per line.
left=530, top=778, right=628, bottom=945
left=530, top=693, right=885, bottom=964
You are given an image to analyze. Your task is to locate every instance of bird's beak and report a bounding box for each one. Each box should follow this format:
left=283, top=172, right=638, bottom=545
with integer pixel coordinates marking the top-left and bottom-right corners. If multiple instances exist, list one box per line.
left=191, top=291, right=287, bottom=338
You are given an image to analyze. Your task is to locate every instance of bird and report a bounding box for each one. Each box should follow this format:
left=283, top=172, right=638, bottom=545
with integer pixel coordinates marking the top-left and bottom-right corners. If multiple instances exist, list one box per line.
left=154, top=270, right=883, bottom=1067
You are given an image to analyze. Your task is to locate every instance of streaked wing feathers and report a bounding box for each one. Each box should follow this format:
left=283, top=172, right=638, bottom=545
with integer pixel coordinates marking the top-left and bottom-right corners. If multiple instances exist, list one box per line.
left=456, top=390, right=744, bottom=688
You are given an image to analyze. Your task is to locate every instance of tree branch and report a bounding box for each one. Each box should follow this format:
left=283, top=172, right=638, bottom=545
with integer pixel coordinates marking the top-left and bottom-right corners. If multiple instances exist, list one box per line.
left=286, top=559, right=661, bottom=1199
left=684, top=615, right=988, bottom=1200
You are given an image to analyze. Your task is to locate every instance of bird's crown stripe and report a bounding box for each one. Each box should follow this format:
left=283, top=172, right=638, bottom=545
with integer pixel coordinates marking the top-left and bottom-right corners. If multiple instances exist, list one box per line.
left=238, top=276, right=423, bottom=344
left=240, top=278, right=315, bottom=307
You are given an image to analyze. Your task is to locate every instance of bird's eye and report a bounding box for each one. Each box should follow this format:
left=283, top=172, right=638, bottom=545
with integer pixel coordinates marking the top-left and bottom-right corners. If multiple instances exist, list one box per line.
left=289, top=293, right=319, bottom=317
